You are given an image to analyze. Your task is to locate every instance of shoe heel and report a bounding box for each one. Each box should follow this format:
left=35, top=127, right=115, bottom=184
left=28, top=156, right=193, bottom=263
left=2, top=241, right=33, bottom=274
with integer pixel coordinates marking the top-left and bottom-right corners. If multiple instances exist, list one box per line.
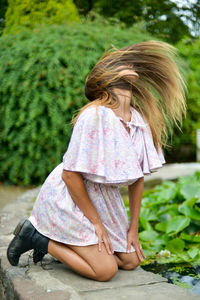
left=13, top=219, right=26, bottom=235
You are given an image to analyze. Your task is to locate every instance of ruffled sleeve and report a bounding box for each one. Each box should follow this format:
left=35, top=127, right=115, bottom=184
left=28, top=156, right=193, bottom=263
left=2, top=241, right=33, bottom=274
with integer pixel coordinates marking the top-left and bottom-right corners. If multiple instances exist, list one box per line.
left=128, top=106, right=166, bottom=175
left=62, top=106, right=144, bottom=185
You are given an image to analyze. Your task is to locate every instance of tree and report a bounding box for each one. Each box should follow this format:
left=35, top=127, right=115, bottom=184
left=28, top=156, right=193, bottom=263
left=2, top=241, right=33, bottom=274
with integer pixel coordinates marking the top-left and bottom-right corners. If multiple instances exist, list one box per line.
left=74, top=0, right=197, bottom=43
left=0, top=0, right=8, bottom=34
left=4, top=0, right=80, bottom=34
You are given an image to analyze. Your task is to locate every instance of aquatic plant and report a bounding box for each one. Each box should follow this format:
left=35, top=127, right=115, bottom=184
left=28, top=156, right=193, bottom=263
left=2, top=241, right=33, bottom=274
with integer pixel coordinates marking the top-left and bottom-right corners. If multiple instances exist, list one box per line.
left=125, top=171, right=200, bottom=266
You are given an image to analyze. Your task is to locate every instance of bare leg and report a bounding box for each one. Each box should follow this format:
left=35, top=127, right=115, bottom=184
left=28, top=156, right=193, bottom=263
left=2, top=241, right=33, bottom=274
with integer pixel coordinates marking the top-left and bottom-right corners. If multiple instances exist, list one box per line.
left=113, top=253, right=124, bottom=268
left=48, top=240, right=118, bottom=282
left=48, top=240, right=96, bottom=278
left=114, top=251, right=141, bottom=270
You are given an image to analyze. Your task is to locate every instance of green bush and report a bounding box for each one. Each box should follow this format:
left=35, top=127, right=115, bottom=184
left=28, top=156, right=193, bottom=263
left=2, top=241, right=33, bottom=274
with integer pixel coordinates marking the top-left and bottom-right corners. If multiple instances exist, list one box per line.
left=1, top=13, right=198, bottom=185
left=4, top=0, right=80, bottom=34
left=0, top=20, right=155, bottom=185
left=166, top=37, right=200, bottom=162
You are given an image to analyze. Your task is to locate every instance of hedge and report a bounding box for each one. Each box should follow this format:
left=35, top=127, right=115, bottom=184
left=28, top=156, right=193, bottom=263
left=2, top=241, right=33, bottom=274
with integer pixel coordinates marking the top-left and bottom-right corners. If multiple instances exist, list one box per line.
left=165, top=37, right=200, bottom=162
left=0, top=20, right=155, bottom=185
left=0, top=18, right=199, bottom=185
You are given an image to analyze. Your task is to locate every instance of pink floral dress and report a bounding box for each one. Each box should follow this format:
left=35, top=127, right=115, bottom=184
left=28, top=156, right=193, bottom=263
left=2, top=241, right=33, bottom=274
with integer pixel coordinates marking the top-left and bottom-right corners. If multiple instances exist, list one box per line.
left=29, top=105, right=165, bottom=253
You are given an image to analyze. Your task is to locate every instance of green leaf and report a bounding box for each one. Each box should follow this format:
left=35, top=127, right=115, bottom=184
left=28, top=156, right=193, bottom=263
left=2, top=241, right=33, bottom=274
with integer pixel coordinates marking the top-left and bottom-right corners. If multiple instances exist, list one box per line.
left=139, top=219, right=153, bottom=231
left=188, top=247, right=199, bottom=259
left=155, top=234, right=170, bottom=246
left=139, top=207, right=157, bottom=230
left=140, top=207, right=158, bottom=221
left=166, top=238, right=185, bottom=253
left=178, top=200, right=200, bottom=221
left=155, top=222, right=167, bottom=232
left=139, top=230, right=159, bottom=242
left=180, top=232, right=200, bottom=243
left=180, top=183, right=200, bottom=200
left=166, top=216, right=190, bottom=235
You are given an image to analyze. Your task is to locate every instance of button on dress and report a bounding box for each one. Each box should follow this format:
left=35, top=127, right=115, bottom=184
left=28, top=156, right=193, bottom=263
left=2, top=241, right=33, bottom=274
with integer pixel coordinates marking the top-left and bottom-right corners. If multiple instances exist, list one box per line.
left=29, top=105, right=165, bottom=253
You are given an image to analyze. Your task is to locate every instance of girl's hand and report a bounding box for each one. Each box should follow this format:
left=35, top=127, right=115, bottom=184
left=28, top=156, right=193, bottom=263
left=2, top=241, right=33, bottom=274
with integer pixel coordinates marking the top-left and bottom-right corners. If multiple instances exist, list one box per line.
left=94, top=222, right=114, bottom=255
left=126, top=229, right=146, bottom=262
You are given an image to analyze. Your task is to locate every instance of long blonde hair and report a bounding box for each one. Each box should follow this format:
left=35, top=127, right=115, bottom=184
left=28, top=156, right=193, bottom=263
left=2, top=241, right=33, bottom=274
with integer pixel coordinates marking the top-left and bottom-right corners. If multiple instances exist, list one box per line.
left=70, top=40, right=187, bottom=150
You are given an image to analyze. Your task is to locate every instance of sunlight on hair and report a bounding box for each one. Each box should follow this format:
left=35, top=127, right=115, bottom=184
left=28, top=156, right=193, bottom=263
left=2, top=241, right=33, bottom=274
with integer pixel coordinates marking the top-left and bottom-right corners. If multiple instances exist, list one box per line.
left=70, top=40, right=188, bottom=151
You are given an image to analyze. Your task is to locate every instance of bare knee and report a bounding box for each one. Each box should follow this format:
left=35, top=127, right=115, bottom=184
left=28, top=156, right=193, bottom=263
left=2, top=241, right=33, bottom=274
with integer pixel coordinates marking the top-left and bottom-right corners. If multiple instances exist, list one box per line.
left=94, top=262, right=118, bottom=282
left=122, top=260, right=141, bottom=270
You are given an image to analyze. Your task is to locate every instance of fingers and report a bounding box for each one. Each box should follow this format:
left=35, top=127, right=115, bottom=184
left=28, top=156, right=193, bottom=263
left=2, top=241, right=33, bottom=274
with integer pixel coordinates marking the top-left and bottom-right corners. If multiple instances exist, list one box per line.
left=140, top=245, right=146, bottom=259
left=103, top=236, right=114, bottom=255
left=135, top=245, right=143, bottom=262
left=135, top=244, right=146, bottom=262
left=97, top=234, right=114, bottom=255
left=94, top=223, right=114, bottom=255
left=127, top=240, right=146, bottom=261
left=98, top=237, right=102, bottom=252
left=126, top=240, right=132, bottom=253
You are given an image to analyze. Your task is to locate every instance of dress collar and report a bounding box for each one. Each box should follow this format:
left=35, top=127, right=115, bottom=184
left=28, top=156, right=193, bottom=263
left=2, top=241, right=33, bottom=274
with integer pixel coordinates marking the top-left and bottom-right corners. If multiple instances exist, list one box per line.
left=117, top=106, right=148, bottom=129
left=101, top=105, right=148, bottom=129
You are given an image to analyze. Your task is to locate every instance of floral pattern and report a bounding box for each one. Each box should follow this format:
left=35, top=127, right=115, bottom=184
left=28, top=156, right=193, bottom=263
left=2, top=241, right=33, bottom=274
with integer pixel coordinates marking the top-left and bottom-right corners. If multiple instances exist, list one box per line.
left=29, top=105, right=165, bottom=253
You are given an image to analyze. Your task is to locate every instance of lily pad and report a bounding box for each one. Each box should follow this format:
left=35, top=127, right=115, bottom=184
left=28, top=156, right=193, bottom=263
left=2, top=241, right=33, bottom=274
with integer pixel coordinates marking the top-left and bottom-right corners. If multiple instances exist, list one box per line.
left=180, top=183, right=200, bottom=200
left=166, top=238, right=185, bottom=253
left=178, top=200, right=200, bottom=221
left=188, top=247, right=199, bottom=259
left=180, top=232, right=200, bottom=242
left=166, top=216, right=190, bottom=235
left=139, top=230, right=159, bottom=242
left=155, top=222, right=167, bottom=232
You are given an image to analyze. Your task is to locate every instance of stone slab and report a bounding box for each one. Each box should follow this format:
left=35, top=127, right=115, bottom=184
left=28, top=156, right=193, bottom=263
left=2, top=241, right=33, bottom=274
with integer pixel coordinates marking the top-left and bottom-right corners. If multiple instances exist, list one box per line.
left=42, top=261, right=167, bottom=292
left=0, top=175, right=200, bottom=299
left=144, top=162, right=200, bottom=184
left=81, top=282, right=200, bottom=300
left=13, top=277, right=70, bottom=300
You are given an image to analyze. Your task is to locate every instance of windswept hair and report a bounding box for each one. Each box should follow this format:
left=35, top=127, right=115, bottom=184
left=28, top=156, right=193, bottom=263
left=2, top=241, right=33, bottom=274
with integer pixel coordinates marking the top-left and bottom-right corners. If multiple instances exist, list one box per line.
left=70, top=40, right=187, bottom=150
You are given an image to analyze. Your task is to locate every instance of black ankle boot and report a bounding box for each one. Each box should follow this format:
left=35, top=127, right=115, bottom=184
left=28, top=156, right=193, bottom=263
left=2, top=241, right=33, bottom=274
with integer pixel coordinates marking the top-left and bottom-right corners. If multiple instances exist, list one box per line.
left=7, top=219, right=49, bottom=266
left=33, top=248, right=46, bottom=263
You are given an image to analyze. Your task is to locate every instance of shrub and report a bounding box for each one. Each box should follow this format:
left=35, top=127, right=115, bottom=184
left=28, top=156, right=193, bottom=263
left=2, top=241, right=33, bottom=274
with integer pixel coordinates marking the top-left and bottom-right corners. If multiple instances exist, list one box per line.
left=1, top=15, right=198, bottom=185
left=4, top=0, right=80, bottom=34
left=0, top=20, right=155, bottom=185
left=166, top=37, right=200, bottom=162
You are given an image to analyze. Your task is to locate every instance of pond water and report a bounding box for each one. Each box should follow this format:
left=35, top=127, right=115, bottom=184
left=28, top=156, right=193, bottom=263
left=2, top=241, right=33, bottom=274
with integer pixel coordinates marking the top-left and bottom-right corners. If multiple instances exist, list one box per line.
left=142, top=262, right=200, bottom=296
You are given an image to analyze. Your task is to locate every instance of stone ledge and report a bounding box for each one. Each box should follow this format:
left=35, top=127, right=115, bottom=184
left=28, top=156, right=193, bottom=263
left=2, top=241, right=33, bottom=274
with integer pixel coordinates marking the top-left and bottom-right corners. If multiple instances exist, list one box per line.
left=144, top=162, right=200, bottom=184
left=0, top=183, right=199, bottom=299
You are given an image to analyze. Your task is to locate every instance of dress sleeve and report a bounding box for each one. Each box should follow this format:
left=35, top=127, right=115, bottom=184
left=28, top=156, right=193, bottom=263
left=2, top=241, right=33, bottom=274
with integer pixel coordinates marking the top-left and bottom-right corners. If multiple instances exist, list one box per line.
left=62, top=106, right=144, bottom=184
left=141, top=122, right=166, bottom=174
left=128, top=107, right=166, bottom=175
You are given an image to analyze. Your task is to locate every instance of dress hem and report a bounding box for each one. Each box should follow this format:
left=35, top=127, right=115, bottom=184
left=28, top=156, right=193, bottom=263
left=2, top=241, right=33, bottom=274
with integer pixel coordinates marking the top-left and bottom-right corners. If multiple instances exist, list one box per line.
left=28, top=216, right=136, bottom=253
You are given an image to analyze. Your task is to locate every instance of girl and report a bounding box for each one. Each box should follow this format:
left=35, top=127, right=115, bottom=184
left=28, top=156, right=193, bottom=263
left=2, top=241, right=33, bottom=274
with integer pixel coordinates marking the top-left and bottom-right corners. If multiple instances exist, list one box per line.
left=7, top=40, right=187, bottom=282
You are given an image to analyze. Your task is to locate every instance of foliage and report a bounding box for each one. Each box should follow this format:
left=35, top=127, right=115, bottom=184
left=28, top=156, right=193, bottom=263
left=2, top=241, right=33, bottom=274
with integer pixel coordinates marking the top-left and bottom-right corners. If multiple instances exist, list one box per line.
left=0, top=11, right=199, bottom=184
left=165, top=36, right=200, bottom=162
left=2, top=0, right=200, bottom=41
left=4, top=0, right=80, bottom=34
left=0, top=0, right=8, bottom=34
left=125, top=172, right=200, bottom=266
left=74, top=0, right=198, bottom=43
left=0, top=21, right=155, bottom=185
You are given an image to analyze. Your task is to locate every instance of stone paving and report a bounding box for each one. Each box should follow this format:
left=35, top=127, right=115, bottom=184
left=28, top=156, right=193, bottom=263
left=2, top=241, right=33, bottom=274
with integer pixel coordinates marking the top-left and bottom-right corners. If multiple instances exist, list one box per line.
left=0, top=163, right=200, bottom=299
left=144, top=162, right=200, bottom=185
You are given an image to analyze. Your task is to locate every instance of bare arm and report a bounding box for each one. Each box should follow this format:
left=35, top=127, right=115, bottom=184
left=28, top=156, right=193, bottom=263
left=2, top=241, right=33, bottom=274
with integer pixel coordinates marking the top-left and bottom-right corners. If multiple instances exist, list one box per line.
left=62, top=170, right=114, bottom=254
left=126, top=177, right=146, bottom=261
left=128, top=177, right=144, bottom=233
left=62, top=170, right=102, bottom=225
